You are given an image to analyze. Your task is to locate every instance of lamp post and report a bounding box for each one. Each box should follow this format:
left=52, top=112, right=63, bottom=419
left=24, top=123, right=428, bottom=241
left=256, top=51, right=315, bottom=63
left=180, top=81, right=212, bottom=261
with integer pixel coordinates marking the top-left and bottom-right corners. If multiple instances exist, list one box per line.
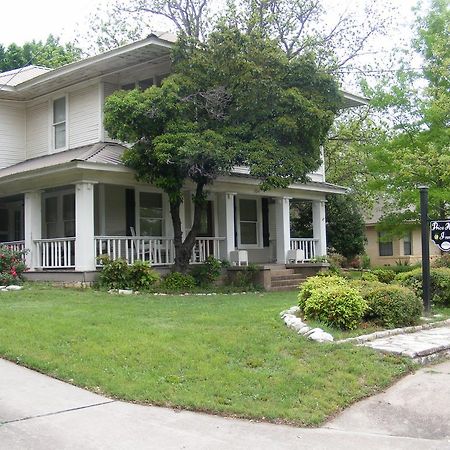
left=418, top=185, right=430, bottom=315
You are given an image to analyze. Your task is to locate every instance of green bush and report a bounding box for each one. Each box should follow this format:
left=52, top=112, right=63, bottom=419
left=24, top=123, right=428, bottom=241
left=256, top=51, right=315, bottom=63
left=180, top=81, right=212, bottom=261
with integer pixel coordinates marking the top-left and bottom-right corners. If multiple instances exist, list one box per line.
left=361, top=272, right=379, bottom=282
left=191, top=256, right=223, bottom=287
left=371, top=268, right=396, bottom=284
left=395, top=268, right=450, bottom=306
left=298, top=275, right=348, bottom=311
left=303, top=285, right=368, bottom=330
left=98, top=257, right=160, bottom=291
left=161, top=272, right=196, bottom=291
left=98, top=256, right=130, bottom=290
left=0, top=245, right=27, bottom=285
left=128, top=260, right=160, bottom=291
left=363, top=285, right=422, bottom=328
left=228, top=264, right=260, bottom=289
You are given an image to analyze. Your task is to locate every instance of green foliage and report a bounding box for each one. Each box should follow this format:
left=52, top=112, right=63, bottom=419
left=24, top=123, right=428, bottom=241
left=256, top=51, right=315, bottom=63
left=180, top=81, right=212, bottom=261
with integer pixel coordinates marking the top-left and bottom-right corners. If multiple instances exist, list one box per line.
left=364, top=0, right=450, bottom=231
left=298, top=275, right=348, bottom=311
left=303, top=286, right=368, bottom=330
left=191, top=256, right=223, bottom=287
left=128, top=260, right=160, bottom=291
left=0, top=35, right=81, bottom=72
left=161, top=272, right=197, bottom=291
left=228, top=264, right=260, bottom=289
left=361, top=272, right=379, bottom=282
left=363, top=285, right=423, bottom=328
left=0, top=245, right=27, bottom=286
left=326, top=194, right=366, bottom=261
left=433, top=254, right=450, bottom=268
left=104, top=26, right=341, bottom=271
left=97, top=257, right=130, bottom=290
left=371, top=268, right=396, bottom=284
left=97, top=257, right=159, bottom=291
left=395, top=268, right=450, bottom=306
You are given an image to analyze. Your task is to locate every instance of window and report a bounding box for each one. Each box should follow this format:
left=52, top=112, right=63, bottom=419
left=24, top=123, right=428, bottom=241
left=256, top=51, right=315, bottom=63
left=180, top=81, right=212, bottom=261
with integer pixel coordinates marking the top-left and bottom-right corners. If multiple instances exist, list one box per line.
left=239, top=198, right=259, bottom=246
left=63, top=194, right=75, bottom=237
left=139, top=192, right=163, bottom=236
left=403, top=232, right=412, bottom=255
left=45, top=197, right=58, bottom=238
left=378, top=232, right=393, bottom=256
left=53, top=97, right=66, bottom=149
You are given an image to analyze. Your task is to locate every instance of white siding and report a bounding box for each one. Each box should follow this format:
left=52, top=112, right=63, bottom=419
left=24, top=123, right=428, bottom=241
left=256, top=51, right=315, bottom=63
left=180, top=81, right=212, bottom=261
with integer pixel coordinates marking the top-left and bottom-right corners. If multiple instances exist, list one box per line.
left=26, top=101, right=49, bottom=159
left=103, top=82, right=120, bottom=142
left=69, top=84, right=100, bottom=148
left=0, top=102, right=26, bottom=169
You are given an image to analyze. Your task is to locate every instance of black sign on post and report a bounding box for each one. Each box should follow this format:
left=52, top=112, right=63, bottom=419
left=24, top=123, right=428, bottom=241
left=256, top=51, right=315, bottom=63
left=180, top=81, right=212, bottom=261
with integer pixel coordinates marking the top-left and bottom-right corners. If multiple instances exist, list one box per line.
left=430, top=220, right=450, bottom=252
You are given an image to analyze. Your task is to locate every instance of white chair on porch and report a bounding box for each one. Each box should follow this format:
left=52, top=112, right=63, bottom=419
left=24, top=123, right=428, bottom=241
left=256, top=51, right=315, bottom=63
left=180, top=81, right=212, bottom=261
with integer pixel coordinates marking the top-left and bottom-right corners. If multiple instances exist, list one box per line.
left=286, top=248, right=305, bottom=264
left=130, top=227, right=151, bottom=262
left=230, top=250, right=248, bottom=266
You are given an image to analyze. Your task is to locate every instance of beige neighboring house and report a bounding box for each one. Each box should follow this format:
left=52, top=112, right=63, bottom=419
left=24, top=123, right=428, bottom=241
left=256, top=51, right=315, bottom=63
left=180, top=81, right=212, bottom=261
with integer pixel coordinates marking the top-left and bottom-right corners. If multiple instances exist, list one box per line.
left=364, top=202, right=440, bottom=266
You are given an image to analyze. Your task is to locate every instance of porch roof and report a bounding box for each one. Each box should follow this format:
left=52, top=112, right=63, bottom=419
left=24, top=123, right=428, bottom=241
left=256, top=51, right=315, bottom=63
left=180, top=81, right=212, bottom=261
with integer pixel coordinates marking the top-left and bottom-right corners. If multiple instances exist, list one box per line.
left=0, top=142, right=346, bottom=195
left=0, top=142, right=127, bottom=179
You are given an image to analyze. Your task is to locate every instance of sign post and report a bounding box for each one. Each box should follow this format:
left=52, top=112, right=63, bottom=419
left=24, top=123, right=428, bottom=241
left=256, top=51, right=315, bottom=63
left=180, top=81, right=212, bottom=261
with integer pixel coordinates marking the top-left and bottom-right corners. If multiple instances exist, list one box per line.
left=418, top=186, right=431, bottom=315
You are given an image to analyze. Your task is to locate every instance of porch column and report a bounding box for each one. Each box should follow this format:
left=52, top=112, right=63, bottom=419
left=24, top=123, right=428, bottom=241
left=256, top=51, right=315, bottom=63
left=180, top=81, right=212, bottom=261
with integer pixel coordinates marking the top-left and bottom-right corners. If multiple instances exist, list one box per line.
left=218, top=192, right=236, bottom=260
left=24, top=191, right=42, bottom=271
left=312, top=200, right=327, bottom=257
left=275, top=197, right=291, bottom=264
left=75, top=182, right=96, bottom=271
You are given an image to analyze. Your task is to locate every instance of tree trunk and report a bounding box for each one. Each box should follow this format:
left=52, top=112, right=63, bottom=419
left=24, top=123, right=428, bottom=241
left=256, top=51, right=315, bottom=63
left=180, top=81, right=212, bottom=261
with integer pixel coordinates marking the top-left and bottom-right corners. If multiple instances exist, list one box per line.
left=170, top=181, right=207, bottom=273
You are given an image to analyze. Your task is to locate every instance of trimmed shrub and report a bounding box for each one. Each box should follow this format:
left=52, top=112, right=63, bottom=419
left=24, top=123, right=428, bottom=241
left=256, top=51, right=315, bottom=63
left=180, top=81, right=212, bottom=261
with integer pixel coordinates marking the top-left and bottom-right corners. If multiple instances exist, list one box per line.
left=0, top=245, right=27, bottom=285
left=395, top=268, right=450, bottom=306
left=363, top=285, right=422, bottom=328
left=361, top=272, right=379, bottom=282
left=191, top=256, right=223, bottom=287
left=128, top=260, right=160, bottom=290
left=298, top=275, right=348, bottom=311
left=161, top=272, right=196, bottom=291
left=303, top=285, right=368, bottom=330
left=371, top=268, right=396, bottom=284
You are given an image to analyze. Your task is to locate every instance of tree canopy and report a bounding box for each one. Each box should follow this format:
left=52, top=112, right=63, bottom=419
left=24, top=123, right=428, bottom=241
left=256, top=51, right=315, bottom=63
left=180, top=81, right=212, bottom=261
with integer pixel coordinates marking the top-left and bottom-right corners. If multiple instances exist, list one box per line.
left=104, top=27, right=342, bottom=271
left=0, top=35, right=81, bottom=73
left=364, top=0, right=449, bottom=235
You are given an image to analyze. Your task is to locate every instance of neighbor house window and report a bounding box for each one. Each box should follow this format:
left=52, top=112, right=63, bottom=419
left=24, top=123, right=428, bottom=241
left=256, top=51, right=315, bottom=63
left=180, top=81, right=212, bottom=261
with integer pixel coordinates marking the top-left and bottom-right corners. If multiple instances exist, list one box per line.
left=403, top=232, right=412, bottom=255
left=239, top=198, right=259, bottom=246
left=53, top=97, right=67, bottom=149
left=378, top=232, right=393, bottom=256
left=139, top=192, right=163, bottom=236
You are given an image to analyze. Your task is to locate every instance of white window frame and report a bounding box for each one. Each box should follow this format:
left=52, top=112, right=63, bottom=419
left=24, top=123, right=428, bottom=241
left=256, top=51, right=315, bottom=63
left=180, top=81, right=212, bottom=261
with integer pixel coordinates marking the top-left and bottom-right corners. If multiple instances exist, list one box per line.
left=50, top=95, right=68, bottom=152
left=236, top=196, right=263, bottom=249
left=135, top=188, right=168, bottom=237
left=42, top=188, right=76, bottom=238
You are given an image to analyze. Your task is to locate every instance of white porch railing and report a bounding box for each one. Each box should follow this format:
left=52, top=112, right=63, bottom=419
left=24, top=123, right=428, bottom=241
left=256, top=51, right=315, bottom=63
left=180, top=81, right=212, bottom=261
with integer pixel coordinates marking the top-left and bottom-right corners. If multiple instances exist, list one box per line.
left=35, top=238, right=76, bottom=269
left=95, top=236, right=225, bottom=266
left=289, top=238, right=319, bottom=261
left=0, top=240, right=25, bottom=253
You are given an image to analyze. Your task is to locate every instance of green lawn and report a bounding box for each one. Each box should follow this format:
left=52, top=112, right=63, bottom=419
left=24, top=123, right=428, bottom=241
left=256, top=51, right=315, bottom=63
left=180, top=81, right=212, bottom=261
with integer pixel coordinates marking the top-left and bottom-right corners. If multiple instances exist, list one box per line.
left=0, top=285, right=414, bottom=426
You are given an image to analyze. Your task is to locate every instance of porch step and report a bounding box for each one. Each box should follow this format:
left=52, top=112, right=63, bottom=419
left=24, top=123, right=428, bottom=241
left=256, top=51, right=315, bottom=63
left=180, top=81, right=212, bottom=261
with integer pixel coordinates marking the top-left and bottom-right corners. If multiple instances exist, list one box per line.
left=270, top=283, right=303, bottom=291
left=271, top=274, right=306, bottom=282
left=270, top=269, right=296, bottom=277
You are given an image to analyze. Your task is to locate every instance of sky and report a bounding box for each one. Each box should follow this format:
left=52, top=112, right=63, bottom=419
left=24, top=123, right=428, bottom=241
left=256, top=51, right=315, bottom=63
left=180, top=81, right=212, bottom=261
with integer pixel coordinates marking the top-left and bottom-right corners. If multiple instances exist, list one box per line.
left=0, top=0, right=422, bottom=48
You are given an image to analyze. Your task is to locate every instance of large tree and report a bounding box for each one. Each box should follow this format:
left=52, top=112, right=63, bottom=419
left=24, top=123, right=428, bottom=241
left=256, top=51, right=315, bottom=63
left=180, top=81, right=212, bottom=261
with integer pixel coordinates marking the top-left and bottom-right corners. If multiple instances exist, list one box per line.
left=104, top=27, right=341, bottom=272
left=365, top=0, right=449, bottom=235
left=0, top=35, right=81, bottom=72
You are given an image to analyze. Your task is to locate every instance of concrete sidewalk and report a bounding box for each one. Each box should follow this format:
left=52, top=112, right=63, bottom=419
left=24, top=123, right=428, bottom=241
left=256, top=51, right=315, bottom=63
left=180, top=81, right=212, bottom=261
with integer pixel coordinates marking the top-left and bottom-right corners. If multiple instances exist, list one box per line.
left=1, top=358, right=449, bottom=449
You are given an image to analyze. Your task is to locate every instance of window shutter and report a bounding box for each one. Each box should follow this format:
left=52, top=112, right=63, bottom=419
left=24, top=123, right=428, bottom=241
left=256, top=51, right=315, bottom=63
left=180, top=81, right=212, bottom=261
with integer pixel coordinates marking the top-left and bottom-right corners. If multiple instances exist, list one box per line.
left=125, top=189, right=135, bottom=236
left=262, top=198, right=270, bottom=247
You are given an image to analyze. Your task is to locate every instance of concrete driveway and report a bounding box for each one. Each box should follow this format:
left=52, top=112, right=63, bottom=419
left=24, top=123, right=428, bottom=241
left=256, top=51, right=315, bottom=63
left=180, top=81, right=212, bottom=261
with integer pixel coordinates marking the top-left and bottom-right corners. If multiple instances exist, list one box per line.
left=1, top=358, right=449, bottom=449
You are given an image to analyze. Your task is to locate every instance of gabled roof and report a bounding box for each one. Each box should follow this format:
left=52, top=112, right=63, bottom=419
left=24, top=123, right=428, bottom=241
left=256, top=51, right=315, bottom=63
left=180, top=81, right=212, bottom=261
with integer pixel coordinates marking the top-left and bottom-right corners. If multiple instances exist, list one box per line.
left=0, top=32, right=367, bottom=106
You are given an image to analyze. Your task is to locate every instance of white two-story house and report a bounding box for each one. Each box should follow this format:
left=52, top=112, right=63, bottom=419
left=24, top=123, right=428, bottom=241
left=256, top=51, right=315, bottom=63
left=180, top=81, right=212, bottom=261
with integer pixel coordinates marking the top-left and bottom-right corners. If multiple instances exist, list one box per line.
left=0, top=32, right=366, bottom=285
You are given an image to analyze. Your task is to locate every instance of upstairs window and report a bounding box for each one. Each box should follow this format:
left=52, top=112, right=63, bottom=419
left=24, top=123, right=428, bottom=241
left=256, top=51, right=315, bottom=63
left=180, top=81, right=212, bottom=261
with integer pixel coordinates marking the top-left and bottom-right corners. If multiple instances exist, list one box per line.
left=53, top=97, right=67, bottom=149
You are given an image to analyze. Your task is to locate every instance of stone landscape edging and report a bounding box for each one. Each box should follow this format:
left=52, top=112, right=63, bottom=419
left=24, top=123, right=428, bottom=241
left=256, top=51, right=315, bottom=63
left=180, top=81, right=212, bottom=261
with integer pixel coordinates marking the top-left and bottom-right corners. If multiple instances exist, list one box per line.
left=335, top=318, right=450, bottom=344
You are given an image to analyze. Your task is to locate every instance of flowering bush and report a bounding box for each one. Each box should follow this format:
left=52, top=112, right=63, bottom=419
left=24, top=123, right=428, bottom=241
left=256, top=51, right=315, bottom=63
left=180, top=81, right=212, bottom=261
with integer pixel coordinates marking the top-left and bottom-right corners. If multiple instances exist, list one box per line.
left=0, top=245, right=27, bottom=285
